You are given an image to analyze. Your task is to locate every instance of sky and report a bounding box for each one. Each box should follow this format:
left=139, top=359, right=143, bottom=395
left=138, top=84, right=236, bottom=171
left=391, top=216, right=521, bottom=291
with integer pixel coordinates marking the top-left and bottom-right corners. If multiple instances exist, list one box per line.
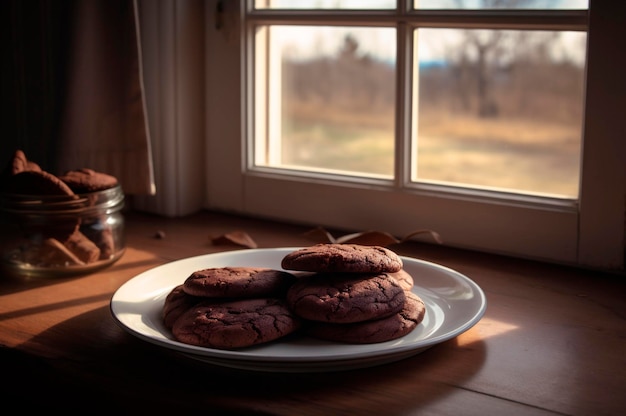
left=264, top=0, right=588, bottom=64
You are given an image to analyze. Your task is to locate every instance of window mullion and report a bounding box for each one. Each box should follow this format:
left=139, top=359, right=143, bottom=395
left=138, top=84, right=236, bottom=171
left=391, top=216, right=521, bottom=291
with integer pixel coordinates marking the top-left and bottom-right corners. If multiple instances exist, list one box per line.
left=395, top=17, right=412, bottom=189
left=247, top=9, right=587, bottom=31
left=409, top=10, right=587, bottom=31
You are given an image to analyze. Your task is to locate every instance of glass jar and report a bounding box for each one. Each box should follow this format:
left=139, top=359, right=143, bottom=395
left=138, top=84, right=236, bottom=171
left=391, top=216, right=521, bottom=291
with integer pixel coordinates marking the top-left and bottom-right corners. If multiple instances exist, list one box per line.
left=0, top=185, right=125, bottom=278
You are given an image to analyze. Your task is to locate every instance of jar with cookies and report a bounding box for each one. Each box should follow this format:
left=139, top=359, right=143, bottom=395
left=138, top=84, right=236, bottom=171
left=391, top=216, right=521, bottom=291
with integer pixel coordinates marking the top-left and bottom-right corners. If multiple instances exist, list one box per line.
left=0, top=150, right=126, bottom=278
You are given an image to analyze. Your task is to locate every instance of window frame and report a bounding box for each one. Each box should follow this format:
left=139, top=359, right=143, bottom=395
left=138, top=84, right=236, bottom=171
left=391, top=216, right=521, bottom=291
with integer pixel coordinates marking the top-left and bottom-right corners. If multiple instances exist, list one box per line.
left=138, top=0, right=624, bottom=272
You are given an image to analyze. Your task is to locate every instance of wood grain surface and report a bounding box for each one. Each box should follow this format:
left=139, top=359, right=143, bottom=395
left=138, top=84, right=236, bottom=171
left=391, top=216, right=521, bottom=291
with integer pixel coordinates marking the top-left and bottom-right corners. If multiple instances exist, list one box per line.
left=1, top=211, right=624, bottom=415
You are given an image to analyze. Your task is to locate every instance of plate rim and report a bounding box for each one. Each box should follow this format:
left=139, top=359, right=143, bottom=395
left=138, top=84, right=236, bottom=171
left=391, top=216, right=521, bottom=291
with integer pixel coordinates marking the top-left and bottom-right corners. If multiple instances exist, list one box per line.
left=110, top=247, right=487, bottom=365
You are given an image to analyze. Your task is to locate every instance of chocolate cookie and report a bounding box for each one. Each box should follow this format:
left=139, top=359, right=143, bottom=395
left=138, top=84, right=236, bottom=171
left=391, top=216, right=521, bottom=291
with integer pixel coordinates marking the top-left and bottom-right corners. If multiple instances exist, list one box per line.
left=64, top=230, right=101, bottom=264
left=36, top=237, right=85, bottom=266
left=78, top=216, right=118, bottom=260
left=0, top=170, right=80, bottom=242
left=58, top=168, right=118, bottom=193
left=281, top=244, right=403, bottom=274
left=1, top=149, right=41, bottom=177
left=390, top=269, right=414, bottom=291
left=286, top=272, right=406, bottom=324
left=171, top=298, right=302, bottom=349
left=0, top=170, right=75, bottom=196
left=307, top=291, right=426, bottom=344
left=162, top=285, right=202, bottom=329
left=183, top=267, right=296, bottom=298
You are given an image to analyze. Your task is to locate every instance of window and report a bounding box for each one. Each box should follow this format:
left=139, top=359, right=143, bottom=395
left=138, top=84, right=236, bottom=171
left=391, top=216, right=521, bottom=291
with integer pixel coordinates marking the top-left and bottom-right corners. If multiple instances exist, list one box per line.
left=187, top=1, right=623, bottom=270
left=253, top=23, right=586, bottom=196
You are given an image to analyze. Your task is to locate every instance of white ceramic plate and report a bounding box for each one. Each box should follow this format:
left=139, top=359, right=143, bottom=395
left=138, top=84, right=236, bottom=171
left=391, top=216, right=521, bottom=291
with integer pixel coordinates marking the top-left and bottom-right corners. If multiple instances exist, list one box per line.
left=110, top=248, right=486, bottom=372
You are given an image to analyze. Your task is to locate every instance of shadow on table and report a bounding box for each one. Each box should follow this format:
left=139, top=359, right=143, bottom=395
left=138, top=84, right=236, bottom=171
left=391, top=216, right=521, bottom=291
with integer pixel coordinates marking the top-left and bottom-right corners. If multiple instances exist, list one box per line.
left=11, top=305, right=487, bottom=414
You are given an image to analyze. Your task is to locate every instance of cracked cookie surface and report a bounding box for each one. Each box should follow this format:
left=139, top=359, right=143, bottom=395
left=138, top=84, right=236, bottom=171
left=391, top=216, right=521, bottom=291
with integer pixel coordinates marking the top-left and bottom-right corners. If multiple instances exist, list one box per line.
left=183, top=267, right=296, bottom=298
left=286, top=272, right=407, bottom=324
left=171, top=298, right=302, bottom=349
left=281, top=244, right=403, bottom=273
left=307, top=291, right=426, bottom=344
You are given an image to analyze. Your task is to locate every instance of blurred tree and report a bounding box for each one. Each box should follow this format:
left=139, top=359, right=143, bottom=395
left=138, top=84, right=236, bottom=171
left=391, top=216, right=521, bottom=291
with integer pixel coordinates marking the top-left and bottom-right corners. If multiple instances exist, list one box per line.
left=448, top=0, right=560, bottom=118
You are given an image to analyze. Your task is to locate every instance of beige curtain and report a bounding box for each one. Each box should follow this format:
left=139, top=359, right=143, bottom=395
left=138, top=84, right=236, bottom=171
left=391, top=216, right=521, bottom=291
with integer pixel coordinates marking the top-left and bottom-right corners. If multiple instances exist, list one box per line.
left=2, top=0, right=155, bottom=195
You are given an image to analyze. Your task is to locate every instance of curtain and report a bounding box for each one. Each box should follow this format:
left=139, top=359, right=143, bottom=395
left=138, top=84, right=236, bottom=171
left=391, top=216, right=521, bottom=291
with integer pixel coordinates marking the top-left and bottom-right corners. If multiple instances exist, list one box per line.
left=1, top=0, right=155, bottom=195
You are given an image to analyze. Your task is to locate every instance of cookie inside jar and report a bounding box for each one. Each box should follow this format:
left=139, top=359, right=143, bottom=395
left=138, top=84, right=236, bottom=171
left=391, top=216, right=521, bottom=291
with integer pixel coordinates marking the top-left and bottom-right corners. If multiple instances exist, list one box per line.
left=0, top=150, right=126, bottom=277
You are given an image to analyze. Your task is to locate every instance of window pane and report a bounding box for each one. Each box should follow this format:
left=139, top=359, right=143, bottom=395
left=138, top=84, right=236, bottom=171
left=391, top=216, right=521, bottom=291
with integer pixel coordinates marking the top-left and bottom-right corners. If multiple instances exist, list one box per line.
left=256, top=0, right=395, bottom=9
left=413, top=28, right=586, bottom=197
left=255, top=26, right=396, bottom=178
left=413, top=0, right=588, bottom=9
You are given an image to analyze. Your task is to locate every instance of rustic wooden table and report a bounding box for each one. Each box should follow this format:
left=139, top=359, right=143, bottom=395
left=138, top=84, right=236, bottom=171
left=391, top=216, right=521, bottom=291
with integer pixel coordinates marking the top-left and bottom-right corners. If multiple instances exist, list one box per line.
left=1, top=210, right=624, bottom=415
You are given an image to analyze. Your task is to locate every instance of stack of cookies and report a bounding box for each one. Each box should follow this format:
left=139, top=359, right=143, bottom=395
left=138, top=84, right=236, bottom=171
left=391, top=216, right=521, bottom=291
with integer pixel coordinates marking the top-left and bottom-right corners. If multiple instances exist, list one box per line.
left=164, top=267, right=303, bottom=350
left=163, top=244, right=426, bottom=350
left=162, top=244, right=425, bottom=350
left=281, top=244, right=426, bottom=344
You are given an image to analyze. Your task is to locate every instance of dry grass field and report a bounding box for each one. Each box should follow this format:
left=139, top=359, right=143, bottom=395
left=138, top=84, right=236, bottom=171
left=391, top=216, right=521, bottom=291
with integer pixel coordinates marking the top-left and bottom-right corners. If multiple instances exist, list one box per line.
left=277, top=41, right=584, bottom=199
left=281, top=108, right=581, bottom=198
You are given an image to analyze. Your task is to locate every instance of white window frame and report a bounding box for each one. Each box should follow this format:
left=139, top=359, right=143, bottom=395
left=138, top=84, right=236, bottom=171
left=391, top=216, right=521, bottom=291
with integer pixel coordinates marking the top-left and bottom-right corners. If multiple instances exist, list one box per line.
left=136, top=0, right=625, bottom=272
